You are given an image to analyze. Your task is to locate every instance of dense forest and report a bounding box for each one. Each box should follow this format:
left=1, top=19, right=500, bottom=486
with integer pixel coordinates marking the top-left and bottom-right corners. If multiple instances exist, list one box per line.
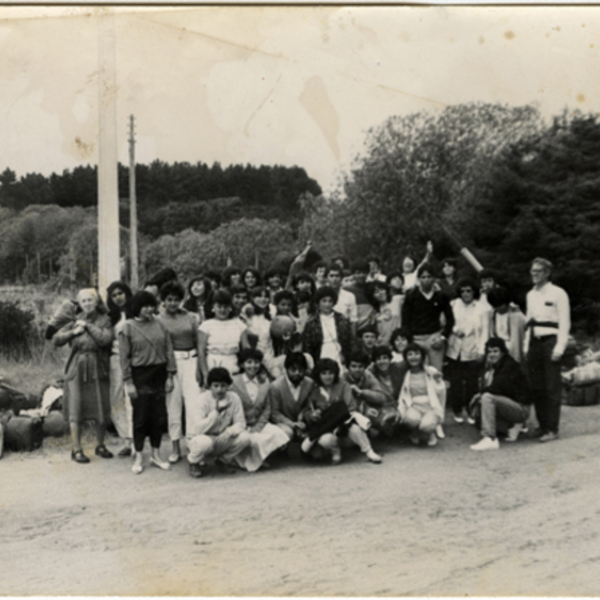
left=1, top=103, right=600, bottom=331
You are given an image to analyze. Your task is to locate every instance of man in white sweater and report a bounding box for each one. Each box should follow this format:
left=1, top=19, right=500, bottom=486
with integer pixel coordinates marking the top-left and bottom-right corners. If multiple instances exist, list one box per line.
left=525, top=258, right=570, bottom=443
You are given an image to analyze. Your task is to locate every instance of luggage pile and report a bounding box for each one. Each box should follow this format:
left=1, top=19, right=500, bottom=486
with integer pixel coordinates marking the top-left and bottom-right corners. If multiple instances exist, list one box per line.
left=0, top=383, right=66, bottom=457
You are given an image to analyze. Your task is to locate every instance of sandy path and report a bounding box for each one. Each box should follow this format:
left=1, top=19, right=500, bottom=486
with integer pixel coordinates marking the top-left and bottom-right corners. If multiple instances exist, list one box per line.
left=2, top=404, right=599, bottom=596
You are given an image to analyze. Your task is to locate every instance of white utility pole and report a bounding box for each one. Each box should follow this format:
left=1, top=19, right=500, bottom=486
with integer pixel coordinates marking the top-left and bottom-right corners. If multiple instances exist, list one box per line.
left=128, top=114, right=139, bottom=290
left=97, top=10, right=121, bottom=297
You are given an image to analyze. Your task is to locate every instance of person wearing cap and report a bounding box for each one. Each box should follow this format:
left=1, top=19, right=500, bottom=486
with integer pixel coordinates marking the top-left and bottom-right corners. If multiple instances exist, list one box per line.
left=524, top=258, right=570, bottom=443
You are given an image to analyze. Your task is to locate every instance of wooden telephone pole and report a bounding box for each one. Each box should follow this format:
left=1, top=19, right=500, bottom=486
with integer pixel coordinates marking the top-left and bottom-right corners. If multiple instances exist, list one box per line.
left=128, top=115, right=139, bottom=290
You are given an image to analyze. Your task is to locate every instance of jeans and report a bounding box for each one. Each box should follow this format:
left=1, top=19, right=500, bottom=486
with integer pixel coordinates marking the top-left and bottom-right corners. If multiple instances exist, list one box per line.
left=480, top=392, right=530, bottom=439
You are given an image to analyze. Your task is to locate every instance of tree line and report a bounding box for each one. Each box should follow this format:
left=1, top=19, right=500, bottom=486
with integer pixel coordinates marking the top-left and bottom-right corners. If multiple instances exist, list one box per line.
left=1, top=103, right=599, bottom=332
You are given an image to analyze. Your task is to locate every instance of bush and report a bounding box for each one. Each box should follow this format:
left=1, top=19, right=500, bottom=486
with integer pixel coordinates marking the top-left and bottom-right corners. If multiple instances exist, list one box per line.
left=0, top=301, right=35, bottom=360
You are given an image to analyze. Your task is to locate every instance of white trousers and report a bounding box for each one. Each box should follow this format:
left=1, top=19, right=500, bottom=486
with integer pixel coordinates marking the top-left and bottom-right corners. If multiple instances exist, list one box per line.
left=166, top=354, right=201, bottom=441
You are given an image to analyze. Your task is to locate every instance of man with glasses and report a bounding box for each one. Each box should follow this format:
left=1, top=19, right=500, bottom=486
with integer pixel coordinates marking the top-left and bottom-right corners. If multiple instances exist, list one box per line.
left=525, top=258, right=570, bottom=443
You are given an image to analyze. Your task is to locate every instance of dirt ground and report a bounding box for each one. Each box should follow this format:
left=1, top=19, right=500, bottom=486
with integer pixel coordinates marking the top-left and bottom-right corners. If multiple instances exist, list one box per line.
left=2, top=404, right=599, bottom=597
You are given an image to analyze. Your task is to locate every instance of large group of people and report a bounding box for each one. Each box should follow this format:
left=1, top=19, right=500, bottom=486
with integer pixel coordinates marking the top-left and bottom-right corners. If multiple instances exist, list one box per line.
left=45, top=242, right=571, bottom=477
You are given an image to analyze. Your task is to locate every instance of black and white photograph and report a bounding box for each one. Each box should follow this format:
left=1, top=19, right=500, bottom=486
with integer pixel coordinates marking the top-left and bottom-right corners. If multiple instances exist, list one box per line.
left=0, top=5, right=599, bottom=596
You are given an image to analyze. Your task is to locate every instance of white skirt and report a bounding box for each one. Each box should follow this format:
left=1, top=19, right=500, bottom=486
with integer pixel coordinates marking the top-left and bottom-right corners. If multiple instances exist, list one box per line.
left=233, top=422, right=289, bottom=472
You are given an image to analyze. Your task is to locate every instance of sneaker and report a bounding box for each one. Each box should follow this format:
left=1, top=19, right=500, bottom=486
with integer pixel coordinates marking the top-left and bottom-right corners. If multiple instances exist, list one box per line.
left=435, top=424, right=445, bottom=439
left=131, top=463, right=144, bottom=474
left=331, top=448, right=342, bottom=464
left=117, top=446, right=133, bottom=458
left=188, top=462, right=203, bottom=478
left=150, top=456, right=171, bottom=470
left=168, top=452, right=181, bottom=464
left=466, top=416, right=476, bottom=425
left=365, top=449, right=382, bottom=463
left=427, top=433, right=438, bottom=447
left=301, top=437, right=315, bottom=454
left=470, top=437, right=500, bottom=451
left=539, top=431, right=559, bottom=443
left=453, top=413, right=464, bottom=424
left=505, top=422, right=524, bottom=442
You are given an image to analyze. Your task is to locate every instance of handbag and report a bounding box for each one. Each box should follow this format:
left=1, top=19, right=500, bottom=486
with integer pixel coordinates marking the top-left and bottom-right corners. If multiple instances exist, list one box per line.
left=306, top=400, right=351, bottom=441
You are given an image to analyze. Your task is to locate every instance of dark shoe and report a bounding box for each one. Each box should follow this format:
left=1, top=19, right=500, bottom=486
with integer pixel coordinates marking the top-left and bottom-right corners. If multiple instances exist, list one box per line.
left=95, top=445, right=114, bottom=459
left=117, top=446, right=133, bottom=457
left=189, top=462, right=203, bottom=478
left=215, top=458, right=236, bottom=474
left=71, top=449, right=90, bottom=464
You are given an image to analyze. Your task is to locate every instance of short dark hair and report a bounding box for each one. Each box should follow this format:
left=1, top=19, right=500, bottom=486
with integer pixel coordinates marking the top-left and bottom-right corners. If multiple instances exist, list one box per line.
left=373, top=345, right=393, bottom=361
left=207, top=367, right=233, bottom=386
left=160, top=280, right=185, bottom=301
left=284, top=351, right=308, bottom=372
left=390, top=327, right=412, bottom=349
left=221, top=266, right=242, bottom=287
left=485, top=337, right=508, bottom=355
left=479, top=268, right=498, bottom=282
left=353, top=260, right=369, bottom=275
left=326, top=264, right=343, bottom=277
left=487, top=286, right=511, bottom=308
left=265, top=269, right=284, bottom=283
left=441, top=257, right=457, bottom=269
left=315, top=285, right=338, bottom=304
left=274, top=289, right=295, bottom=305
left=212, top=289, right=233, bottom=307
left=238, top=347, right=264, bottom=367
left=402, top=342, right=426, bottom=364
left=313, top=260, right=328, bottom=272
left=229, top=285, right=248, bottom=298
left=145, top=267, right=177, bottom=289
left=130, top=291, right=158, bottom=317
left=204, top=270, right=222, bottom=286
left=456, top=277, right=480, bottom=299
left=313, top=358, right=340, bottom=385
left=348, top=350, right=370, bottom=366
left=417, top=262, right=436, bottom=278
left=359, top=324, right=379, bottom=338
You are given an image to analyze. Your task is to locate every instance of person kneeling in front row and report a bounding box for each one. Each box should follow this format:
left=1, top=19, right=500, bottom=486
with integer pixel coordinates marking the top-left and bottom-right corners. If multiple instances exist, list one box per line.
left=186, top=367, right=251, bottom=478
left=470, top=337, right=531, bottom=451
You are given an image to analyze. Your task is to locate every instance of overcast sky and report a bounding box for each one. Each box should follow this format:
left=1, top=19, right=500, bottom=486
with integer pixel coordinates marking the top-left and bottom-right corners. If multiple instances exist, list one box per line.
left=0, top=5, right=598, bottom=193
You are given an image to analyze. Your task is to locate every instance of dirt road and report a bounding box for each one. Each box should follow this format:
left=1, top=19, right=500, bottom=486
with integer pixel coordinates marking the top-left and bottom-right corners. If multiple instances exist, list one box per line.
left=2, top=404, right=599, bottom=596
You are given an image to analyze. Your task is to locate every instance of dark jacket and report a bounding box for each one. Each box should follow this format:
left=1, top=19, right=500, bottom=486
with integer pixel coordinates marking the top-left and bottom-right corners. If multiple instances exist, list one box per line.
left=401, top=286, right=455, bottom=338
left=302, top=312, right=354, bottom=365
left=482, top=354, right=530, bottom=405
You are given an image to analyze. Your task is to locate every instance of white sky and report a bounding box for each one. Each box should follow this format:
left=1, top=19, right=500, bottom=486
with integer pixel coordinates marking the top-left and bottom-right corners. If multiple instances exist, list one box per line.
left=0, top=5, right=598, bottom=193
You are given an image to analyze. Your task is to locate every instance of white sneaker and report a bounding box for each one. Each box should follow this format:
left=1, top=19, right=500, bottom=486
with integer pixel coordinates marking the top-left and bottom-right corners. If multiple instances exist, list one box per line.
left=301, top=437, right=315, bottom=453
left=168, top=452, right=181, bottom=464
left=466, top=416, right=476, bottom=425
left=453, top=414, right=464, bottom=424
left=150, top=456, right=171, bottom=470
left=435, top=424, right=445, bottom=439
left=427, top=433, right=438, bottom=447
left=331, top=447, right=342, bottom=464
left=365, top=449, right=382, bottom=463
left=470, top=437, right=499, bottom=451
left=505, top=422, right=523, bottom=442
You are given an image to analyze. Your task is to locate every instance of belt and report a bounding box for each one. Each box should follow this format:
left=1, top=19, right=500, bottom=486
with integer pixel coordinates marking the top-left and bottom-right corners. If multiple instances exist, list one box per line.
left=531, top=334, right=557, bottom=341
left=526, top=320, right=558, bottom=329
left=174, top=349, right=198, bottom=359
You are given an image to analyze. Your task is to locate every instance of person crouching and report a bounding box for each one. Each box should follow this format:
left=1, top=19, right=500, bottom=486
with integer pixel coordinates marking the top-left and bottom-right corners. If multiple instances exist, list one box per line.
left=470, top=337, right=531, bottom=451
left=186, top=367, right=251, bottom=478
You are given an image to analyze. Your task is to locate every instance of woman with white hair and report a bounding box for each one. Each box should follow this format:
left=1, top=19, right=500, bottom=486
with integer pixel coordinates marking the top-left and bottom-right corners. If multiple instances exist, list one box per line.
left=53, top=288, right=113, bottom=464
